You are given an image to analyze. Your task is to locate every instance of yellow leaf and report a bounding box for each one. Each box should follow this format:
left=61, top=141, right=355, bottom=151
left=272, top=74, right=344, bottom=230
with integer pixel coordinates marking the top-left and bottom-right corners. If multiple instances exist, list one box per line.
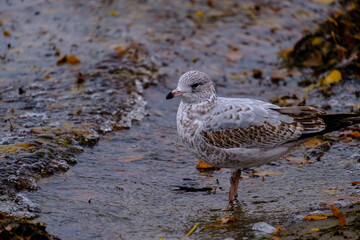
left=303, top=138, right=328, bottom=149
left=196, top=11, right=203, bottom=18
left=320, top=70, right=342, bottom=85
left=311, top=228, right=321, bottom=231
left=66, top=55, right=81, bottom=64
left=109, top=11, right=119, bottom=17
left=302, top=213, right=331, bottom=221
left=313, top=0, right=334, bottom=4
left=311, top=37, right=322, bottom=45
left=326, top=18, right=338, bottom=26
left=196, top=160, right=216, bottom=170
left=330, top=204, right=347, bottom=226
left=119, top=154, right=144, bottom=162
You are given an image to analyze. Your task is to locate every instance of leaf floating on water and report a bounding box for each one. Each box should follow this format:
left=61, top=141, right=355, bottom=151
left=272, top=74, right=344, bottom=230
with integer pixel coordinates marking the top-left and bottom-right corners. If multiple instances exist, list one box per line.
left=252, top=169, right=280, bottom=177
left=329, top=204, right=347, bottom=226
left=320, top=70, right=342, bottom=85
left=313, top=0, right=334, bottom=4
left=119, top=154, right=144, bottom=162
left=352, top=181, right=360, bottom=185
left=302, top=213, right=332, bottom=221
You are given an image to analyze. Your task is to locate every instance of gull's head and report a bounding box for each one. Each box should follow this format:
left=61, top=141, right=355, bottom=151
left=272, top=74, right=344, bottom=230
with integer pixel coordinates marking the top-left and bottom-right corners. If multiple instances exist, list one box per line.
left=166, top=71, right=217, bottom=103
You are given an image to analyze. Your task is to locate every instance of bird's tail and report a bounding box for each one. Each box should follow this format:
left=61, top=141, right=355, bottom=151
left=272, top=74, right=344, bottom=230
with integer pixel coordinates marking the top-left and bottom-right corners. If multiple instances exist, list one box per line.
left=319, top=113, right=360, bottom=133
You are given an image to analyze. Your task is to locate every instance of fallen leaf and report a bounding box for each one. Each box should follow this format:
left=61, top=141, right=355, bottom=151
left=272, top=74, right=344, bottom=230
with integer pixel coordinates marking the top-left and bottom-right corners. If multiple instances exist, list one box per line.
left=196, top=11, right=204, bottom=18
left=226, top=52, right=243, bottom=61
left=311, top=228, right=321, bottom=231
left=303, top=138, right=328, bottom=149
left=119, top=154, right=144, bottom=162
left=196, top=160, right=216, bottom=170
left=274, top=225, right=285, bottom=235
left=320, top=70, right=342, bottom=85
left=352, top=181, right=360, bottom=185
left=3, top=30, right=10, bottom=36
left=109, top=11, right=119, bottom=17
left=313, top=0, right=334, bottom=4
left=348, top=131, right=360, bottom=139
left=329, top=204, right=347, bottom=226
left=56, top=55, right=68, bottom=65
left=66, top=55, right=81, bottom=64
left=302, top=213, right=332, bottom=221
left=284, top=155, right=313, bottom=164
left=311, top=37, right=322, bottom=45
left=252, top=169, right=280, bottom=177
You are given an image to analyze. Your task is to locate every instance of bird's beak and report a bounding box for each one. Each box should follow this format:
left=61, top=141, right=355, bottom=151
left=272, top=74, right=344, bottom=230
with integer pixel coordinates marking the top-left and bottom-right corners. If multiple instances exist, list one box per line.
left=166, top=89, right=183, bottom=100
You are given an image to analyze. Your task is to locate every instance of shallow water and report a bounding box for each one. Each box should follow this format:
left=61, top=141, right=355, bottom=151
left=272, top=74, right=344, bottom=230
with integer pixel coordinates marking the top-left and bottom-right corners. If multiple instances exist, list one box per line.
left=27, top=87, right=360, bottom=239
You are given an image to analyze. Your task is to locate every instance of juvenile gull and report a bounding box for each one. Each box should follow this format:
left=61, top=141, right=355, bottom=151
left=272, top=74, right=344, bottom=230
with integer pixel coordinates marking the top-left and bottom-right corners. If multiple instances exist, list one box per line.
left=166, top=71, right=360, bottom=202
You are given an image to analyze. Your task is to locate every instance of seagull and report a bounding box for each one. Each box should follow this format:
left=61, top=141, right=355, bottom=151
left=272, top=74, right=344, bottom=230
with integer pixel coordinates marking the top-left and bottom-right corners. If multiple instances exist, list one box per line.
left=166, top=70, right=360, bottom=202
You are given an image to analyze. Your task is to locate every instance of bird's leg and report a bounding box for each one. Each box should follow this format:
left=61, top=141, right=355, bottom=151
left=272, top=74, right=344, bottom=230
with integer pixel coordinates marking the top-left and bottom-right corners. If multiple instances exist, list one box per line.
left=229, top=169, right=241, bottom=202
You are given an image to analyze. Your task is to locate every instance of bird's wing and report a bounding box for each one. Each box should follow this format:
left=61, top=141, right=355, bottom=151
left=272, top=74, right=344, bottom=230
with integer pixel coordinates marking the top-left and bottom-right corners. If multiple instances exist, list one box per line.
left=200, top=99, right=325, bottom=149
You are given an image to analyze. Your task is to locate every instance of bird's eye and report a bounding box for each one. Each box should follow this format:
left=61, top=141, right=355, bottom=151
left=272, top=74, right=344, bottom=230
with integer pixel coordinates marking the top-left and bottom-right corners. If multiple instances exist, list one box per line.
left=191, top=83, right=199, bottom=89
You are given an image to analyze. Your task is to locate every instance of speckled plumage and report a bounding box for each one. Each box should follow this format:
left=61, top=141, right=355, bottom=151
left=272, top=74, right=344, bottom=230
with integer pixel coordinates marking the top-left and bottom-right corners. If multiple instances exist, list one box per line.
left=172, top=71, right=327, bottom=169
left=166, top=71, right=360, bottom=201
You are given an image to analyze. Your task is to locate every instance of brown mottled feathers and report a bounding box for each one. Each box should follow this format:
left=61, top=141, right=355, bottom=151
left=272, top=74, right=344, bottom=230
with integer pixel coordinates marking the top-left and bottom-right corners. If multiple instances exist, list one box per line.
left=200, top=106, right=360, bottom=149
left=201, top=121, right=301, bottom=149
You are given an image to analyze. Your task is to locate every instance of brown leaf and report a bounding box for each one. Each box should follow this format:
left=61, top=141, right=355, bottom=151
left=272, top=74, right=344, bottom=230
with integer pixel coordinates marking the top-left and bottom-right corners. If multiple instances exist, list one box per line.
left=253, top=169, right=280, bottom=177
left=119, top=154, right=144, bottom=162
left=225, top=52, right=243, bottom=61
left=67, top=55, right=81, bottom=64
left=352, top=181, right=360, bottom=185
left=3, top=30, right=10, bottom=36
left=329, top=204, right=347, bottom=226
left=284, top=155, right=313, bottom=164
left=348, top=131, right=360, bottom=139
left=56, top=55, right=68, bottom=65
left=303, top=138, right=328, bottom=149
